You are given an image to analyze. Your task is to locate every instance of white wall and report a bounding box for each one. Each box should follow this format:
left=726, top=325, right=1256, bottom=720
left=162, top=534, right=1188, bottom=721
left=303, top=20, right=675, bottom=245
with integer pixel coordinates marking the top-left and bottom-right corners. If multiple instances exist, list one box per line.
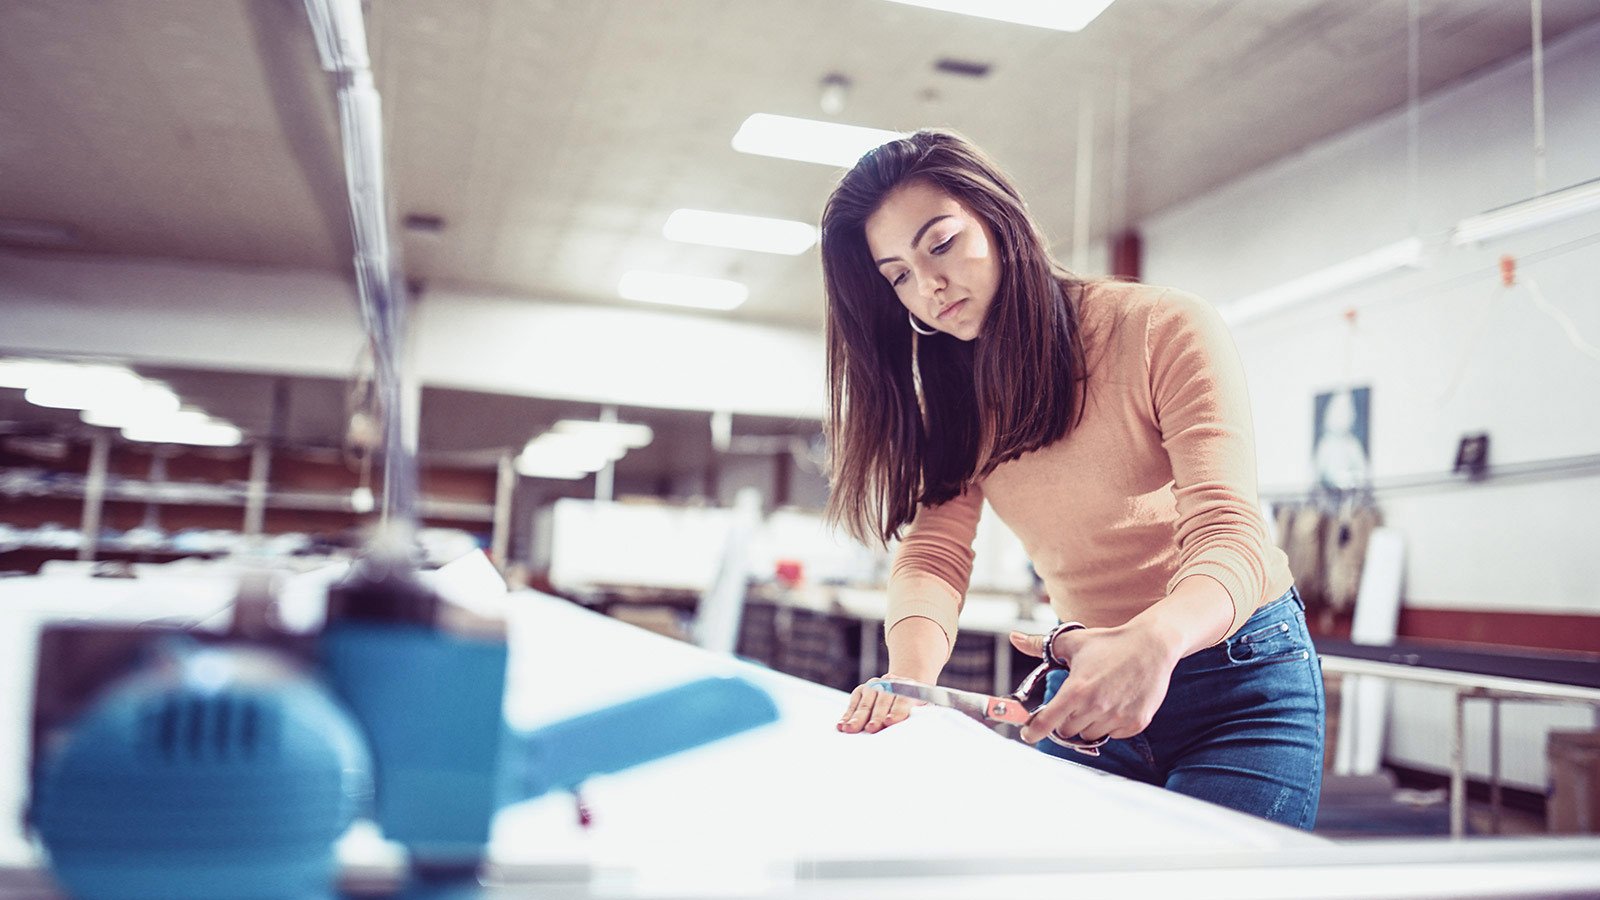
left=411, top=289, right=825, bottom=419
left=1140, top=22, right=1600, bottom=788
left=0, top=251, right=368, bottom=377
left=0, top=254, right=826, bottom=420
left=1143, top=21, right=1600, bottom=616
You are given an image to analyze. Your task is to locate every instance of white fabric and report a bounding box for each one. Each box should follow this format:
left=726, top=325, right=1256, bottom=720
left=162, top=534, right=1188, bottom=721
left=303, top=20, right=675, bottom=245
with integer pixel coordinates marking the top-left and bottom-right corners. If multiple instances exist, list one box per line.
left=496, top=591, right=1322, bottom=873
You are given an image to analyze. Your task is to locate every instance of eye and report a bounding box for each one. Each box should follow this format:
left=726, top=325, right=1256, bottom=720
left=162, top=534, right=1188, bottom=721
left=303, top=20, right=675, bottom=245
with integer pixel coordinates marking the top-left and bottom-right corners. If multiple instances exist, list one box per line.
left=890, top=270, right=908, bottom=288
left=930, top=234, right=954, bottom=255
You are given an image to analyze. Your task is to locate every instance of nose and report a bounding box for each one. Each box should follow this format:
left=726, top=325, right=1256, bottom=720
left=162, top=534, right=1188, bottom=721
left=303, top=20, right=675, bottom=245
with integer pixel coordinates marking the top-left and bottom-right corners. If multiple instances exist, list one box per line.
left=915, top=265, right=945, bottom=303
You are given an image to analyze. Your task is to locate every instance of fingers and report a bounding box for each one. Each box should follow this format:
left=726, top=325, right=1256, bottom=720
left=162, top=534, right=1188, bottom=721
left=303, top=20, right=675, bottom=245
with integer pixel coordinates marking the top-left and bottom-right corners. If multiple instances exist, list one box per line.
left=1009, top=630, right=1045, bottom=658
left=832, top=679, right=870, bottom=730
left=1019, top=682, right=1113, bottom=745
left=837, top=682, right=915, bottom=734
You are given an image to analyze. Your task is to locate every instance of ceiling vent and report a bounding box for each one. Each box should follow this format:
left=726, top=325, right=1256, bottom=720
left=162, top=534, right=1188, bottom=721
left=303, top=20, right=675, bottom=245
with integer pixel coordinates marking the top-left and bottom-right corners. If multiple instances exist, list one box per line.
left=934, top=58, right=991, bottom=78
left=403, top=213, right=446, bottom=234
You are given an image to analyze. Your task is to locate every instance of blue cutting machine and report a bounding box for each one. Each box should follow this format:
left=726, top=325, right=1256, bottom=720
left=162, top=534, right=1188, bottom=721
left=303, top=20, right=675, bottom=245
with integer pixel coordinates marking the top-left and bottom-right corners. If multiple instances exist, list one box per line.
left=29, top=561, right=778, bottom=899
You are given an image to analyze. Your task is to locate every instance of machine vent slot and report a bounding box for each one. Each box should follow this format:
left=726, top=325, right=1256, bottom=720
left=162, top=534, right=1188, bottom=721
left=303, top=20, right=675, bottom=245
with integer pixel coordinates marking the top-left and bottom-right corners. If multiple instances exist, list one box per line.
left=239, top=698, right=259, bottom=757
left=139, top=694, right=274, bottom=763
left=186, top=696, right=206, bottom=758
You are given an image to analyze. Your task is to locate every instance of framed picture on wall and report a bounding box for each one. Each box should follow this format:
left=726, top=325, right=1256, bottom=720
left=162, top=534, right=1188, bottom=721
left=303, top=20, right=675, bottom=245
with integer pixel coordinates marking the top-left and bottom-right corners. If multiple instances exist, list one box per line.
left=1313, top=386, right=1371, bottom=491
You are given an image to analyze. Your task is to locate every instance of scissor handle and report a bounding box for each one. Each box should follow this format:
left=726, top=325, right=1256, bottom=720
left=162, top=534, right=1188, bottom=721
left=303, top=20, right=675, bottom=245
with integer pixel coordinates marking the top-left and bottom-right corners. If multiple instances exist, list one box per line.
left=1043, top=621, right=1087, bottom=667
left=1045, top=730, right=1108, bottom=756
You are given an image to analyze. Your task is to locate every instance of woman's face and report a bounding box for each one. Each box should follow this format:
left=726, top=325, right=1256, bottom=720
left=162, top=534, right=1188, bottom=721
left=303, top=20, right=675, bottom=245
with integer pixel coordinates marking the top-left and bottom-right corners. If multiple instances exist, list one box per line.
left=864, top=179, right=1000, bottom=342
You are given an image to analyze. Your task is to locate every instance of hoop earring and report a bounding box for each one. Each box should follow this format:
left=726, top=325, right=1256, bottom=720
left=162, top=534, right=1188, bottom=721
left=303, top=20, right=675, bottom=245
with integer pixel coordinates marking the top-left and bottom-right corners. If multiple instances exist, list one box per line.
left=908, top=311, right=939, bottom=336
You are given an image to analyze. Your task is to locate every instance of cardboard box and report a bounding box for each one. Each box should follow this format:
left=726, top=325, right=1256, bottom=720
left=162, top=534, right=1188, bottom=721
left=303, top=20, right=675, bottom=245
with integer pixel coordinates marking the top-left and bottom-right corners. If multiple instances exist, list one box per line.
left=1548, top=730, right=1600, bottom=834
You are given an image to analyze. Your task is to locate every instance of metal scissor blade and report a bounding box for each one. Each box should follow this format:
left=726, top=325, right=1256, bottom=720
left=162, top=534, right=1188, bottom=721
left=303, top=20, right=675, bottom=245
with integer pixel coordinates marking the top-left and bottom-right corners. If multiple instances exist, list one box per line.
left=866, top=680, right=1105, bottom=756
left=866, top=679, right=1027, bottom=726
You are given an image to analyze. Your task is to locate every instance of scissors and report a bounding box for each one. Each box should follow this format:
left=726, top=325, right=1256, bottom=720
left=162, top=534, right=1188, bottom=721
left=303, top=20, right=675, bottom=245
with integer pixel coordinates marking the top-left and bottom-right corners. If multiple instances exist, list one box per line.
left=866, top=621, right=1108, bottom=756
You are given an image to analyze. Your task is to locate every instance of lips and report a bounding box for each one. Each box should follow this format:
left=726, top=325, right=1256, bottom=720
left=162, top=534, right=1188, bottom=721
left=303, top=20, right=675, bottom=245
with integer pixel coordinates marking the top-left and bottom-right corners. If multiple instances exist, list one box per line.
left=936, top=299, right=967, bottom=320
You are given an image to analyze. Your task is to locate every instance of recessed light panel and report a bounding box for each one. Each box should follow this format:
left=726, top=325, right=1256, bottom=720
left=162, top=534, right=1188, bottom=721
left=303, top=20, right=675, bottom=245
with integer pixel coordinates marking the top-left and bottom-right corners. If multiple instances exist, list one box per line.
left=618, top=272, right=749, bottom=311
left=884, top=0, right=1116, bottom=32
left=664, top=210, right=817, bottom=255
left=731, top=114, right=904, bottom=168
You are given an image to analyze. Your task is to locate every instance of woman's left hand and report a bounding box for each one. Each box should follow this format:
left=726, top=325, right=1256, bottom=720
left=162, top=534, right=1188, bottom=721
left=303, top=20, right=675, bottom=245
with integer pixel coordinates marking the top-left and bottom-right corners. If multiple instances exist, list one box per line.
left=1009, top=622, right=1183, bottom=745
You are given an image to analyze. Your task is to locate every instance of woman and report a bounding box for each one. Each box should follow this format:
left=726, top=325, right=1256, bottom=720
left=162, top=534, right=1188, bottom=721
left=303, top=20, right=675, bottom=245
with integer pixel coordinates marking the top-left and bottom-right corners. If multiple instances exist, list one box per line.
left=822, top=129, right=1323, bottom=829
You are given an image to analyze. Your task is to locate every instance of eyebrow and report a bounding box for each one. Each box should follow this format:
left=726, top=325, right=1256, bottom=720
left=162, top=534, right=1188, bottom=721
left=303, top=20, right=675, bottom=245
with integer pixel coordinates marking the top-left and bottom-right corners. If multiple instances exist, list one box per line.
left=874, top=214, right=952, bottom=266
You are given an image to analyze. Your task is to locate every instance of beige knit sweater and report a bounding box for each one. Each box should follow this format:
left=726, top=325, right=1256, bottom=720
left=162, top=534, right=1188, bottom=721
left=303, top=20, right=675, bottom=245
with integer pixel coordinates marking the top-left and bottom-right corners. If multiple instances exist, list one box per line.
left=886, top=280, right=1294, bottom=648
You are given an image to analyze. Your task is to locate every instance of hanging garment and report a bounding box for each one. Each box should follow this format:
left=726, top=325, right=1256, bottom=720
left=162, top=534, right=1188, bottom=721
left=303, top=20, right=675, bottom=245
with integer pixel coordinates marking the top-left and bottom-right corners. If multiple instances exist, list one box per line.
left=1324, top=502, right=1383, bottom=615
left=1283, top=504, right=1329, bottom=614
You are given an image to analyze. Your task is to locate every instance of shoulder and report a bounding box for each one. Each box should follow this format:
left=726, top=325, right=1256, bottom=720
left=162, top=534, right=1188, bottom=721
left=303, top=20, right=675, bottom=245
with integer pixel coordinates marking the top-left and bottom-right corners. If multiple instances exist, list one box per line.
left=1132, top=284, right=1230, bottom=350
left=1078, top=280, right=1228, bottom=359
left=1128, top=282, right=1218, bottom=321
left=1078, top=277, right=1166, bottom=317
left=1080, top=279, right=1218, bottom=329
left=1075, top=278, right=1163, bottom=351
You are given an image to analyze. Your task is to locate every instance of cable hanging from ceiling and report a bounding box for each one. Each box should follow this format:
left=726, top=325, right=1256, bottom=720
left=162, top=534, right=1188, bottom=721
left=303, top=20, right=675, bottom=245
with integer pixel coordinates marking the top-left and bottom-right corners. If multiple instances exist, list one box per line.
left=302, top=0, right=418, bottom=542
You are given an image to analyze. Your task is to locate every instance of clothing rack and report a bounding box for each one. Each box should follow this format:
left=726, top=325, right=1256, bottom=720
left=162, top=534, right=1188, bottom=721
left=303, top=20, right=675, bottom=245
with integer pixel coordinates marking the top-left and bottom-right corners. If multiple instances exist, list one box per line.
left=1261, top=452, right=1600, bottom=504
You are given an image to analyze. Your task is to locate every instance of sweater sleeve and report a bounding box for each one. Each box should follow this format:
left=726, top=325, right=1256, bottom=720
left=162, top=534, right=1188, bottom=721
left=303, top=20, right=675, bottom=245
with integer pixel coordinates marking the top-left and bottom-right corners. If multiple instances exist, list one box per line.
left=884, top=483, right=983, bottom=650
left=1145, top=290, right=1275, bottom=641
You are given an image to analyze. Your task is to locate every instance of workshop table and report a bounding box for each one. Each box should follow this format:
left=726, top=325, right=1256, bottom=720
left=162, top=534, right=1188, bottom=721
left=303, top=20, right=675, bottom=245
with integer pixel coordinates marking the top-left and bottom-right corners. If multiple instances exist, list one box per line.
left=3, top=580, right=1599, bottom=897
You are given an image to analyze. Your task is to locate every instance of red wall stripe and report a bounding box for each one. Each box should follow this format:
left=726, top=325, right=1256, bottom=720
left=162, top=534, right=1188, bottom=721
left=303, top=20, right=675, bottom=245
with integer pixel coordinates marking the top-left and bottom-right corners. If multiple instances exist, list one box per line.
left=1398, top=607, right=1600, bottom=656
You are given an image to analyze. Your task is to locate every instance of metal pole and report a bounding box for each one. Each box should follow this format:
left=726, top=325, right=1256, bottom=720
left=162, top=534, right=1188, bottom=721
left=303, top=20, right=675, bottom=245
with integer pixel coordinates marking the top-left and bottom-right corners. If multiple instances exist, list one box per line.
left=1489, top=697, right=1503, bottom=835
left=143, top=451, right=165, bottom=531
left=993, top=633, right=1012, bottom=697
left=595, top=405, right=616, bottom=503
left=491, top=452, right=515, bottom=568
left=1340, top=674, right=1359, bottom=776
left=243, top=442, right=271, bottom=538
left=77, top=434, right=110, bottom=561
left=1450, top=689, right=1468, bottom=838
left=305, top=0, right=418, bottom=555
left=1531, top=0, right=1547, bottom=196
left=1071, top=85, right=1094, bottom=273
left=1110, top=60, right=1129, bottom=233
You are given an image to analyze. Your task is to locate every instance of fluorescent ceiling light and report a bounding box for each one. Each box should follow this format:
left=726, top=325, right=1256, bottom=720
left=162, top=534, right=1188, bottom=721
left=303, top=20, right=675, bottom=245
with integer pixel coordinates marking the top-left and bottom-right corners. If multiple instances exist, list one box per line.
left=122, top=411, right=243, bottom=447
left=1451, top=179, right=1600, bottom=245
left=518, top=434, right=626, bottom=480
left=23, top=366, right=145, bottom=410
left=79, top=384, right=181, bottom=427
left=120, top=422, right=242, bottom=447
left=663, top=209, right=818, bottom=255
left=1223, top=238, right=1425, bottom=327
left=0, top=359, right=65, bottom=389
left=516, top=424, right=649, bottom=480
left=513, top=459, right=588, bottom=480
left=618, top=272, right=749, bottom=311
left=553, top=419, right=654, bottom=449
left=883, top=0, right=1117, bottom=32
left=526, top=433, right=627, bottom=463
left=731, top=114, right=905, bottom=168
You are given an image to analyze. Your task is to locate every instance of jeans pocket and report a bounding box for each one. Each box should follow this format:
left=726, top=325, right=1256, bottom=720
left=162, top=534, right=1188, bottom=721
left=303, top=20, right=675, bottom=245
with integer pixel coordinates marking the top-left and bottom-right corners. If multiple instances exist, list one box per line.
left=1226, top=614, right=1310, bottom=664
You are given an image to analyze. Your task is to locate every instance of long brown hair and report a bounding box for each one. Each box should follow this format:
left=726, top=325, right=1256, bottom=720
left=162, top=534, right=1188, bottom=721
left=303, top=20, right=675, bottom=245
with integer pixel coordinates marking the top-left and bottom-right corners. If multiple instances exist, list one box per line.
left=820, top=128, right=1088, bottom=546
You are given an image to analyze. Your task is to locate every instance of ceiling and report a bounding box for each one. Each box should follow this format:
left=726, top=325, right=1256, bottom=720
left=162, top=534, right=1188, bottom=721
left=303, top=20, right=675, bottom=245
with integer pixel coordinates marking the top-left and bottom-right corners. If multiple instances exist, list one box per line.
left=3, top=0, right=1597, bottom=335
left=1, top=1, right=1596, bottom=470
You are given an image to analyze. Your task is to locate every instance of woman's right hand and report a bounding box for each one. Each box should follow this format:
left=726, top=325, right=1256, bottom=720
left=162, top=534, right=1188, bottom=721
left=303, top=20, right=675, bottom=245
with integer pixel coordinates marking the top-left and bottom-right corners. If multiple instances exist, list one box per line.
left=837, top=674, right=925, bottom=734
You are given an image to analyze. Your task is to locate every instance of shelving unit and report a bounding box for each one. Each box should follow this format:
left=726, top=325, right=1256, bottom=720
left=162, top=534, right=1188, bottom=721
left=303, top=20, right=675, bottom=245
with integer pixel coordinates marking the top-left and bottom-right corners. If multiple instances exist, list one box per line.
left=0, top=435, right=511, bottom=573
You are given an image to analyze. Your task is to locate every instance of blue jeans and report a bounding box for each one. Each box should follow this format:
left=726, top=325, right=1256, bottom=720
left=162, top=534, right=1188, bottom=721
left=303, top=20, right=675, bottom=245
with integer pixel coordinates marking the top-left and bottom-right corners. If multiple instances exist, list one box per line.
left=1036, top=587, right=1325, bottom=829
